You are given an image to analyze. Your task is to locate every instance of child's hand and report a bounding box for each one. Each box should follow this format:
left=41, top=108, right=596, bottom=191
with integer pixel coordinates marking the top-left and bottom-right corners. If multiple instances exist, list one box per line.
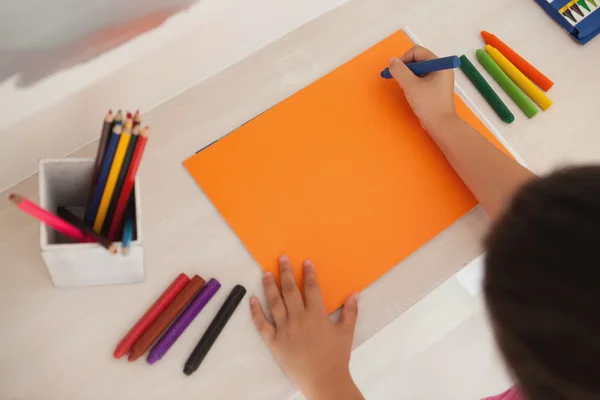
left=250, top=256, right=363, bottom=400
left=388, top=45, right=457, bottom=132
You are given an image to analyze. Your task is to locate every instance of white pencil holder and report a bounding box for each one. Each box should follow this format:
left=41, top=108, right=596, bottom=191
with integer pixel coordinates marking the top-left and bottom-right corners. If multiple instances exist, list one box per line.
left=39, top=158, right=144, bottom=287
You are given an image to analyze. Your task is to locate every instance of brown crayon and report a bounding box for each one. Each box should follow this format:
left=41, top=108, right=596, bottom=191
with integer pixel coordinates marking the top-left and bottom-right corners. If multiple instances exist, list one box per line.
left=128, top=275, right=206, bottom=361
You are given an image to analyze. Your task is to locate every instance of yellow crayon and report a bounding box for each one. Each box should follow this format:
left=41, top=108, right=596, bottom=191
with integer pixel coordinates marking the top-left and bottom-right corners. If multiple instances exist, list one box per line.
left=486, top=45, right=552, bottom=111
left=93, top=121, right=132, bottom=232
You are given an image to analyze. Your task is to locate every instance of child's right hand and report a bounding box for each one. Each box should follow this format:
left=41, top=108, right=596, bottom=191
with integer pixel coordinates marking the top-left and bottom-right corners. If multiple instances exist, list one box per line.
left=388, top=45, right=458, bottom=133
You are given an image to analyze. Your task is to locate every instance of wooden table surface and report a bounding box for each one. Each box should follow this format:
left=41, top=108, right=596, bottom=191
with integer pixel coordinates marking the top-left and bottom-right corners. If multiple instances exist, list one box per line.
left=2, top=0, right=600, bottom=398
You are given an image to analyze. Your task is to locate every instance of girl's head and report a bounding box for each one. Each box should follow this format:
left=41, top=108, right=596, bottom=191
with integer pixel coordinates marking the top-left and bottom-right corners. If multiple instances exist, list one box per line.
left=484, top=166, right=600, bottom=400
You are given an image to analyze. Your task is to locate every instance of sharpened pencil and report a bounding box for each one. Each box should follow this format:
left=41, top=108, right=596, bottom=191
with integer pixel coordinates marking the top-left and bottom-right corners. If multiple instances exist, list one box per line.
left=9, top=194, right=92, bottom=243
left=57, top=207, right=117, bottom=254
left=85, top=124, right=122, bottom=226
left=108, top=126, right=149, bottom=240
left=85, top=111, right=113, bottom=209
left=100, top=124, right=140, bottom=236
left=93, top=119, right=133, bottom=233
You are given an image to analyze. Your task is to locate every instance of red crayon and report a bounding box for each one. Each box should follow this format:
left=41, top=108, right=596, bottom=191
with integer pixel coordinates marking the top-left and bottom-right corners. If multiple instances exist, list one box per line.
left=113, top=273, right=190, bottom=359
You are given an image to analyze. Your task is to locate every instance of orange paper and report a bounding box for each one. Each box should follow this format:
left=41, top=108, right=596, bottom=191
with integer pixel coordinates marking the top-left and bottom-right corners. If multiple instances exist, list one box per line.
left=184, top=30, right=509, bottom=312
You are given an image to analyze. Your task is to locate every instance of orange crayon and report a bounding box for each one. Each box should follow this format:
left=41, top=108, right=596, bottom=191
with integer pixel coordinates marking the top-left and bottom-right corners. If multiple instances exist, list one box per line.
left=481, top=31, right=554, bottom=91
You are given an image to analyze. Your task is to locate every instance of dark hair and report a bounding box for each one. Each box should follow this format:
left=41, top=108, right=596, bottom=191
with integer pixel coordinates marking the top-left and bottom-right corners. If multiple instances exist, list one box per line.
left=484, top=166, right=600, bottom=400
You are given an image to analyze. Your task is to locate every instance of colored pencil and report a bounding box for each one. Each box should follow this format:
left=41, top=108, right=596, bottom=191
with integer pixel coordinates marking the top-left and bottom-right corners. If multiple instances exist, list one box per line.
left=184, top=285, right=246, bottom=375
left=589, top=0, right=597, bottom=7
left=381, top=55, right=461, bottom=79
left=85, top=124, right=122, bottom=226
left=476, top=49, right=538, bottom=119
left=147, top=278, right=221, bottom=364
left=93, top=119, right=133, bottom=233
left=86, top=111, right=113, bottom=208
left=57, top=207, right=117, bottom=254
left=100, top=125, right=140, bottom=236
left=459, top=55, right=514, bottom=124
left=128, top=276, right=206, bottom=362
left=122, top=217, right=133, bottom=254
left=132, top=110, right=141, bottom=128
left=113, top=273, right=191, bottom=359
left=112, top=110, right=123, bottom=129
left=107, top=127, right=149, bottom=240
left=9, top=194, right=92, bottom=243
left=481, top=31, right=554, bottom=92
left=486, top=45, right=553, bottom=111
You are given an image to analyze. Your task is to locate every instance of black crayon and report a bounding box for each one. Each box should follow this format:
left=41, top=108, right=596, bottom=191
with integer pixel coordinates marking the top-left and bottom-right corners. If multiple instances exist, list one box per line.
left=571, top=3, right=585, bottom=16
left=563, top=9, right=577, bottom=23
left=183, top=285, right=246, bottom=375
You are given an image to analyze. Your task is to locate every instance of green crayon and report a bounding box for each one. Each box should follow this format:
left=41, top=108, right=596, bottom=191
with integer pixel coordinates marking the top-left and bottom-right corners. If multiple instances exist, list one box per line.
left=459, top=55, right=514, bottom=123
left=588, top=0, right=597, bottom=7
left=476, top=49, right=538, bottom=119
left=577, top=0, right=592, bottom=12
left=578, top=0, right=591, bottom=12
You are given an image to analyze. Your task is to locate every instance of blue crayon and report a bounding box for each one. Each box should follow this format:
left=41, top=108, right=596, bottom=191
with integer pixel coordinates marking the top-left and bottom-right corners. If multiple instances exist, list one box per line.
left=381, top=56, right=461, bottom=79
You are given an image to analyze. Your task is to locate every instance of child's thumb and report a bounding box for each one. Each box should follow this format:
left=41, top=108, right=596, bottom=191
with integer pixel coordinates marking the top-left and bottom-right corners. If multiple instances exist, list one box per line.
left=388, top=57, right=417, bottom=91
left=339, top=293, right=359, bottom=332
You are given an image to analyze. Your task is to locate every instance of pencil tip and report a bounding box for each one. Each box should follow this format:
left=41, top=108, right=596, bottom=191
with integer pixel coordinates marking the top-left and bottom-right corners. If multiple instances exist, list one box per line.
left=109, top=244, right=118, bottom=254
left=126, top=112, right=132, bottom=119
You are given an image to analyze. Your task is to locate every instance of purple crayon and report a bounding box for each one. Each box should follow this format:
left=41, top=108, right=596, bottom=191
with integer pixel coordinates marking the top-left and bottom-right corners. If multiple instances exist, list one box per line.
left=147, top=278, right=221, bottom=364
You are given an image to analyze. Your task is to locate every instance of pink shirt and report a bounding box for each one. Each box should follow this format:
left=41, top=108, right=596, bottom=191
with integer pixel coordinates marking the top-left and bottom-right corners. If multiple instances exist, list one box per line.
left=482, top=386, right=522, bottom=400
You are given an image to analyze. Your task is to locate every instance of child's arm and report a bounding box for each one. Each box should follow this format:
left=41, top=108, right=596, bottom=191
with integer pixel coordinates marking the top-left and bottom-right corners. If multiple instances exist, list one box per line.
left=250, top=256, right=364, bottom=400
left=388, top=46, right=535, bottom=220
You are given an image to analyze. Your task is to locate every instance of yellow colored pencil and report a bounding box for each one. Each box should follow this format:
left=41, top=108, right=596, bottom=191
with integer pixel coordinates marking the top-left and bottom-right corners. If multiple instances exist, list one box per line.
left=485, top=45, right=552, bottom=111
left=93, top=118, right=133, bottom=232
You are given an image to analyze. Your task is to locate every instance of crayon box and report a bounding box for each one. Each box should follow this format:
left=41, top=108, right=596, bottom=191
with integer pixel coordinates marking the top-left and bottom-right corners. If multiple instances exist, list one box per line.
left=535, top=0, right=600, bottom=43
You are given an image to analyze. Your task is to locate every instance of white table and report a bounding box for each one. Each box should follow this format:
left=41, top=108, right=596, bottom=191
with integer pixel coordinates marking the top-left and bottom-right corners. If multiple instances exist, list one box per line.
left=2, top=0, right=600, bottom=398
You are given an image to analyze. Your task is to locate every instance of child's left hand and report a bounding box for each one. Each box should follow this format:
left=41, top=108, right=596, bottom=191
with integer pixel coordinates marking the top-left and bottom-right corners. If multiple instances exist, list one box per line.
left=250, top=256, right=363, bottom=400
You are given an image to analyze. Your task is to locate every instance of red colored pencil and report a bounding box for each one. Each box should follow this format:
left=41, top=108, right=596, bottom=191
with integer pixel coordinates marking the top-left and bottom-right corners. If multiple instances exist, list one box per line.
left=113, top=273, right=190, bottom=359
left=132, top=110, right=141, bottom=128
left=107, top=126, right=149, bottom=240
left=9, top=193, right=93, bottom=243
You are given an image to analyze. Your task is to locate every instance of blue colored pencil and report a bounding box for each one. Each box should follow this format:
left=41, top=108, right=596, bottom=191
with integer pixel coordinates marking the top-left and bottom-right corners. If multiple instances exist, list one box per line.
left=381, top=56, right=461, bottom=79
left=122, top=217, right=133, bottom=255
left=84, top=125, right=122, bottom=226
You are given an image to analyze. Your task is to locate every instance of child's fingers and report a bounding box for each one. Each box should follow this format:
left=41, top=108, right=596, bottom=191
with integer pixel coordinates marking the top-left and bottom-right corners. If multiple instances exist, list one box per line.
left=388, top=58, right=418, bottom=91
left=302, top=260, right=326, bottom=312
left=250, top=296, right=276, bottom=344
left=263, top=271, right=287, bottom=326
left=338, top=292, right=359, bottom=333
left=399, top=45, right=438, bottom=64
left=278, top=255, right=304, bottom=315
